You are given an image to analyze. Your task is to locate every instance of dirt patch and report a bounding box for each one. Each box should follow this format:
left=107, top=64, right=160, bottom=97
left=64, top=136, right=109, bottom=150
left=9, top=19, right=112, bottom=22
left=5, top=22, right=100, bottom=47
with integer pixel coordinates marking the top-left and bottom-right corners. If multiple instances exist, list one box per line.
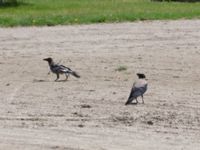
left=0, top=20, right=200, bottom=149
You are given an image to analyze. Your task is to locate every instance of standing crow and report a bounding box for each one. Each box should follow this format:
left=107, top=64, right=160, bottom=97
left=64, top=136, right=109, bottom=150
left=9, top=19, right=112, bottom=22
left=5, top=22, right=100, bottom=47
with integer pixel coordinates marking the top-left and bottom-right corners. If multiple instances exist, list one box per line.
left=125, top=73, right=148, bottom=105
left=43, top=57, right=80, bottom=81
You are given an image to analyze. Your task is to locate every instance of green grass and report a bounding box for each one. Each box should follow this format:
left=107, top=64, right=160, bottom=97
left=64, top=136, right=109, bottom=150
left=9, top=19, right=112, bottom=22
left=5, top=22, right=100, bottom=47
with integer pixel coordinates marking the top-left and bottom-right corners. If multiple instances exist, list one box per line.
left=115, top=66, right=128, bottom=72
left=0, top=0, right=200, bottom=27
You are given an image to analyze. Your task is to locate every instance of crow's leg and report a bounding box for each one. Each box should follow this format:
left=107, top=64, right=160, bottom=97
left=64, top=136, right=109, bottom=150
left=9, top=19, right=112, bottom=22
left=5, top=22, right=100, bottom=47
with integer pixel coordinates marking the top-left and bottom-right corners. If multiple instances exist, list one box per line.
left=55, top=73, right=59, bottom=81
left=65, top=73, right=69, bottom=81
left=135, top=98, right=138, bottom=104
left=141, top=95, right=144, bottom=104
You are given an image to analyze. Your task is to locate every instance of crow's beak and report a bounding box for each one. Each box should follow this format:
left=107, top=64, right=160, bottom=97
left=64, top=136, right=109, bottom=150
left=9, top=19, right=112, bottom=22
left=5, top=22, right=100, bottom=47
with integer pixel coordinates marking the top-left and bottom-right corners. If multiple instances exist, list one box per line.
left=43, top=58, right=48, bottom=61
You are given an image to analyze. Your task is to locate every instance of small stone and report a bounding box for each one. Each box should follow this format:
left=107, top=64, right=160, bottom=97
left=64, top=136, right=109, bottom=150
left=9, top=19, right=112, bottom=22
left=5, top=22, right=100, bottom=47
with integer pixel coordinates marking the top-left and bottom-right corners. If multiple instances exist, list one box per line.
left=147, top=120, right=154, bottom=125
left=81, top=104, right=91, bottom=108
left=78, top=124, right=84, bottom=128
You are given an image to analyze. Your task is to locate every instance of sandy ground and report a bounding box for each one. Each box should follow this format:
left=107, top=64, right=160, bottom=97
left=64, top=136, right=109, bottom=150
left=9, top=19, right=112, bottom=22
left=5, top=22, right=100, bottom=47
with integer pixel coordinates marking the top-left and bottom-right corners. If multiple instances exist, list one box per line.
left=0, top=20, right=200, bottom=150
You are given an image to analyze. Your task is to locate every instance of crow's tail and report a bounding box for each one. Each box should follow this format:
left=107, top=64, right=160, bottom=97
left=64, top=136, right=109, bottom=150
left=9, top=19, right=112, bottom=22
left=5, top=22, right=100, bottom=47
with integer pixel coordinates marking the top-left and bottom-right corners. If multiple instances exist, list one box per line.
left=125, top=99, right=131, bottom=105
left=71, top=71, right=80, bottom=78
left=125, top=95, right=133, bottom=105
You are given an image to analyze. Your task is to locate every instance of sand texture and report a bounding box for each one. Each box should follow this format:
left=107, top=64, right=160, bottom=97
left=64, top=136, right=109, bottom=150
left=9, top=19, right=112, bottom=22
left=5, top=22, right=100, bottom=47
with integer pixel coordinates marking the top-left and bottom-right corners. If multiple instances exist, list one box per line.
left=0, top=20, right=200, bottom=150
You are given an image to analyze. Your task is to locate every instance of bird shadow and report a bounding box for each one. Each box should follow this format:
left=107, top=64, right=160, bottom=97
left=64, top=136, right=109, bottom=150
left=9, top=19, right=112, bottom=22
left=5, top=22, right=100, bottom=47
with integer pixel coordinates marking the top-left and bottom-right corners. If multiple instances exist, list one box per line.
left=33, top=79, right=69, bottom=83
left=32, top=79, right=51, bottom=83
left=55, top=80, right=68, bottom=82
left=128, top=103, right=138, bottom=105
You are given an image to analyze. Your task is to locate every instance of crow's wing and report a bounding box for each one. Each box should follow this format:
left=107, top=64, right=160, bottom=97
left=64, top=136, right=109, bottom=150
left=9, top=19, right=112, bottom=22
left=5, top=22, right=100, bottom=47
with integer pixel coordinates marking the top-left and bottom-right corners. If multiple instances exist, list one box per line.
left=51, top=64, right=71, bottom=73
left=59, top=65, right=71, bottom=71
left=125, top=82, right=137, bottom=104
left=128, top=83, right=141, bottom=99
left=129, top=86, right=146, bottom=99
left=126, top=80, right=147, bottom=104
left=60, top=65, right=73, bottom=74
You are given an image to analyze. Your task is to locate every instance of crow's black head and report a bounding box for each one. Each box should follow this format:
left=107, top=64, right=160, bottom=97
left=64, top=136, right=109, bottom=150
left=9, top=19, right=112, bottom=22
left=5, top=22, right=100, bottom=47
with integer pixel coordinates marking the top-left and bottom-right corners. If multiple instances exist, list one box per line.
left=43, top=57, right=53, bottom=63
left=137, top=73, right=146, bottom=79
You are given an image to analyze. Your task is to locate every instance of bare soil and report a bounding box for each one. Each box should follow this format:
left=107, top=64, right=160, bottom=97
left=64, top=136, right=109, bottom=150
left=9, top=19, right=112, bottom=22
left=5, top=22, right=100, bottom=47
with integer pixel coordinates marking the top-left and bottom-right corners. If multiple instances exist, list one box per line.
left=0, top=20, right=200, bottom=150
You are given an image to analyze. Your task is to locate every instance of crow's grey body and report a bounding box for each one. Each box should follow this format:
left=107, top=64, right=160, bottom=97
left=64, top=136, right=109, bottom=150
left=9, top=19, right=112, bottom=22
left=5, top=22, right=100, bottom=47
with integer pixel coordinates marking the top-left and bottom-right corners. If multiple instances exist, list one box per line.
left=125, top=73, right=148, bottom=105
left=43, top=58, right=80, bottom=81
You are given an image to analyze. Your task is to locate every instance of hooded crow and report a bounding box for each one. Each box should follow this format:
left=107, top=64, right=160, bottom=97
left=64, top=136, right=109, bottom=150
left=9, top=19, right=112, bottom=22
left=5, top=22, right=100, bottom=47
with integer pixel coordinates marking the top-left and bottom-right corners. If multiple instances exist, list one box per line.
left=43, top=57, right=80, bottom=81
left=125, top=73, right=148, bottom=105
